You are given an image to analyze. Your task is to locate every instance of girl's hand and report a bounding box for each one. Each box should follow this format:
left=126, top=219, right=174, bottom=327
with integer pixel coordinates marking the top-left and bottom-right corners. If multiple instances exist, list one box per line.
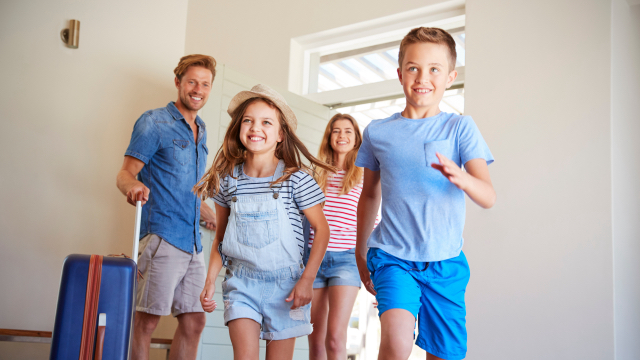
left=285, top=276, right=314, bottom=309
left=200, top=278, right=217, bottom=313
left=430, top=152, right=470, bottom=190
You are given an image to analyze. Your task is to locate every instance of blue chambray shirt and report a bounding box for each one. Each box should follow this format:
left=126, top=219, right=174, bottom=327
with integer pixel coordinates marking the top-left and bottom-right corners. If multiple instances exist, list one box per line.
left=125, top=102, right=207, bottom=254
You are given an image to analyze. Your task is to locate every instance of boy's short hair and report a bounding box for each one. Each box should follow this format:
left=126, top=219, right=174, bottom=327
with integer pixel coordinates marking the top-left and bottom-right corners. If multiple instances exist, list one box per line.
left=398, top=27, right=457, bottom=72
left=174, top=54, right=217, bottom=82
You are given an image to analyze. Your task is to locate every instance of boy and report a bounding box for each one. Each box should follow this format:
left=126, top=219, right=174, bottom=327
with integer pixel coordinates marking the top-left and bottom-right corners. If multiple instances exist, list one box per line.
left=355, top=27, right=496, bottom=360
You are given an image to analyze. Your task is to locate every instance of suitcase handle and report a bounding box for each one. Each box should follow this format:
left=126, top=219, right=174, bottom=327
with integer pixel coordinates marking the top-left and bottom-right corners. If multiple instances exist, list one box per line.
left=132, top=200, right=142, bottom=265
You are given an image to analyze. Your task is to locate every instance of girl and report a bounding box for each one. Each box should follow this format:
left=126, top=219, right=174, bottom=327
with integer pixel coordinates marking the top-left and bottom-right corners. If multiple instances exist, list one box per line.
left=195, top=84, right=333, bottom=359
left=304, top=114, right=379, bottom=360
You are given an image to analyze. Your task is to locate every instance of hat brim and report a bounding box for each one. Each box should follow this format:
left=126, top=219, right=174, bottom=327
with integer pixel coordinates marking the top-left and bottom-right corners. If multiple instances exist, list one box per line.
left=227, top=90, right=298, bottom=132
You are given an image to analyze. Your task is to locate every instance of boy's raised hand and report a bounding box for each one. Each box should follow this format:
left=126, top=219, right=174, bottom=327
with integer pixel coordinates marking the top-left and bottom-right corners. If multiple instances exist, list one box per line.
left=200, top=279, right=217, bottom=313
left=286, top=277, right=314, bottom=309
left=430, top=152, right=470, bottom=190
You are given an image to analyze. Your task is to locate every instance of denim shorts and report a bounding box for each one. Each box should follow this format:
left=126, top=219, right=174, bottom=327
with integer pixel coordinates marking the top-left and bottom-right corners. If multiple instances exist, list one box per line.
left=367, top=247, right=470, bottom=360
left=221, top=259, right=312, bottom=340
left=304, top=248, right=362, bottom=289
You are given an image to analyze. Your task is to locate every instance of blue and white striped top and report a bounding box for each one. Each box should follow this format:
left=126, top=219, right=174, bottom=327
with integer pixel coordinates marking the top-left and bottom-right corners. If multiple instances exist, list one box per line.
left=212, top=168, right=325, bottom=254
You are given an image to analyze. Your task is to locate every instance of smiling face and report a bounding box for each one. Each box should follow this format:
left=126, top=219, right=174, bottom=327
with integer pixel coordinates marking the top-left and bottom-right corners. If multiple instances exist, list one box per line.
left=330, top=119, right=357, bottom=156
left=238, top=99, right=283, bottom=156
left=175, top=65, right=213, bottom=112
left=397, top=42, right=457, bottom=119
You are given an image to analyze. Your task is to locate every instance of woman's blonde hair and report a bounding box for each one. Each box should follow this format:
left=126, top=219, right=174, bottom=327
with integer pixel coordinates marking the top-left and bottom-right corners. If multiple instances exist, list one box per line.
left=315, top=113, right=363, bottom=195
left=194, top=97, right=336, bottom=200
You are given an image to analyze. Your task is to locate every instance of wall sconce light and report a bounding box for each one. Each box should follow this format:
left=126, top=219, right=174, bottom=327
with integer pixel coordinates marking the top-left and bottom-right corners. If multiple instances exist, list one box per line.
left=60, top=20, right=80, bottom=49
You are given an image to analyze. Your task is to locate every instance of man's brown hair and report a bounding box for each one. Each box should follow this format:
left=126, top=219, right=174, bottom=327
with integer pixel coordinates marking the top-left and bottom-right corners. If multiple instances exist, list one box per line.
left=174, top=54, right=217, bottom=82
left=398, top=27, right=457, bottom=72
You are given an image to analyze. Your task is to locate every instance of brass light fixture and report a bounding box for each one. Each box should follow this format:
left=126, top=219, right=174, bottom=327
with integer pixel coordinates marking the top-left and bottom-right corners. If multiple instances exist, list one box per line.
left=60, top=20, right=80, bottom=49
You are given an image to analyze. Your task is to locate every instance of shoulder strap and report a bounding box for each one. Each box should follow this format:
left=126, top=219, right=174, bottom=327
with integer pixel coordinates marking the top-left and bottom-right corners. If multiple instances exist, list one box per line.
left=228, top=163, right=242, bottom=196
left=271, top=159, right=286, bottom=195
left=302, top=216, right=311, bottom=264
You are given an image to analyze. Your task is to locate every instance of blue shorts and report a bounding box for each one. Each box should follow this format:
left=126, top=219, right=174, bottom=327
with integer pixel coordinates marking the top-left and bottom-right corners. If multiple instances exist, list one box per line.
left=304, top=248, right=362, bottom=288
left=367, top=248, right=470, bottom=360
left=222, top=259, right=312, bottom=340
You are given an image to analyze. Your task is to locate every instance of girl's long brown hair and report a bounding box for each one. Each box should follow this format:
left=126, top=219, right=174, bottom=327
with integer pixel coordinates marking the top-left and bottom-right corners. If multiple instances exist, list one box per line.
left=315, top=113, right=363, bottom=195
left=194, top=97, right=337, bottom=200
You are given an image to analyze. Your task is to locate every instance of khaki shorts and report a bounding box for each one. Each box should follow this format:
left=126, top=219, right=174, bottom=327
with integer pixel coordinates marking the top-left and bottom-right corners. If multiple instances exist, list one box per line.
left=136, top=234, right=205, bottom=316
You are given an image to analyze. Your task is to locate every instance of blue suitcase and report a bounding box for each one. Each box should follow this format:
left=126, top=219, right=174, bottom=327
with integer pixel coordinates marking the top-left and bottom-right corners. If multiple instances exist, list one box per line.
left=50, top=202, right=142, bottom=360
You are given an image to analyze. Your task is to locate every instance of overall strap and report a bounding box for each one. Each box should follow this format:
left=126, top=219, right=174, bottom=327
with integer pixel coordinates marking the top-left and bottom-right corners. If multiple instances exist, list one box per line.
left=271, top=159, right=286, bottom=197
left=228, top=163, right=242, bottom=197
left=302, top=216, right=311, bottom=265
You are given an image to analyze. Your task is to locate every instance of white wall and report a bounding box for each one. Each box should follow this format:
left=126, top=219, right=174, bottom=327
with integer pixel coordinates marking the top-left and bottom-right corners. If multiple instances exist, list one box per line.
left=464, top=0, right=614, bottom=358
left=184, top=0, right=432, bottom=91
left=0, top=0, right=188, bottom=358
left=611, top=1, right=640, bottom=359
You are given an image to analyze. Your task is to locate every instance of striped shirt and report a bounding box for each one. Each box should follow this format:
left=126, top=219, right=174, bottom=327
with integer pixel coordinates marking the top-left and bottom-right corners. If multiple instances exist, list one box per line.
left=213, top=169, right=325, bottom=255
left=309, top=170, right=380, bottom=252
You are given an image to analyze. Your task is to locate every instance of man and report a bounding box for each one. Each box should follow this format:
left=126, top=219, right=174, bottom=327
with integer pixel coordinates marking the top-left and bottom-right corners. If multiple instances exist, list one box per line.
left=116, top=54, right=217, bottom=360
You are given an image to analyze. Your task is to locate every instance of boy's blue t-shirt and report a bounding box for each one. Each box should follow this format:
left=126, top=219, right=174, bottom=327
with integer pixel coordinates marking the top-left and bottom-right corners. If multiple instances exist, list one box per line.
left=355, top=111, right=494, bottom=262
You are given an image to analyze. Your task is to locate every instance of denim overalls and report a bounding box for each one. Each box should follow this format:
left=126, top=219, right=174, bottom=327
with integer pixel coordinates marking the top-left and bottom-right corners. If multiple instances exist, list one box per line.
left=220, top=160, right=312, bottom=340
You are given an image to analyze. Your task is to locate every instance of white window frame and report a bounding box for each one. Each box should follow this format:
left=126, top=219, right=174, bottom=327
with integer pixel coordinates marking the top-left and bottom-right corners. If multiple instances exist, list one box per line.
left=289, top=0, right=466, bottom=107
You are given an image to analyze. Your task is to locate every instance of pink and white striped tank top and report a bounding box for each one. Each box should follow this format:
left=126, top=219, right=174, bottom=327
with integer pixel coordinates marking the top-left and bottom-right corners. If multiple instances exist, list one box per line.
left=309, top=170, right=380, bottom=252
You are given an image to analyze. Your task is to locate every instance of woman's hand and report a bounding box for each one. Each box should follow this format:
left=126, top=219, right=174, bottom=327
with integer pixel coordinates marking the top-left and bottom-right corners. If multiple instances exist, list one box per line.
left=286, top=276, right=314, bottom=309
left=200, top=278, right=218, bottom=313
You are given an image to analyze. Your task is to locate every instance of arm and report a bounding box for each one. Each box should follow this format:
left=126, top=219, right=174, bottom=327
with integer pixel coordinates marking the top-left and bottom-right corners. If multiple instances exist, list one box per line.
left=200, top=201, right=217, bottom=230
left=286, top=204, right=329, bottom=309
left=356, top=168, right=382, bottom=295
left=116, top=156, right=150, bottom=206
left=431, top=154, right=496, bottom=209
left=200, top=203, right=230, bottom=312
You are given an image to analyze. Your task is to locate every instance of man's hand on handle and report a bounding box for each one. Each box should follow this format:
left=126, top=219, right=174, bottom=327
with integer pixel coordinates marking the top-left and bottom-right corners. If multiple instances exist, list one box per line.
left=126, top=183, right=150, bottom=206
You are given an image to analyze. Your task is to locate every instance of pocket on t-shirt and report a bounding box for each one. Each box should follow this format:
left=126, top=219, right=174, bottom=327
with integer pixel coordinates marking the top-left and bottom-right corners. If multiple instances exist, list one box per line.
left=424, top=140, right=452, bottom=167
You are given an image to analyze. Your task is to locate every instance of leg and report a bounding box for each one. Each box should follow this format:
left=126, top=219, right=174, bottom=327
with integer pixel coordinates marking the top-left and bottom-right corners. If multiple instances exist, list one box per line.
left=228, top=318, right=261, bottom=360
left=308, top=287, right=329, bottom=360
left=414, top=252, right=470, bottom=360
left=366, top=249, right=423, bottom=360
left=169, top=245, right=208, bottom=359
left=134, top=235, right=184, bottom=359
left=325, top=285, right=359, bottom=360
left=168, top=312, right=206, bottom=360
left=132, top=311, right=160, bottom=360
left=378, top=309, right=416, bottom=360
left=265, top=337, right=296, bottom=360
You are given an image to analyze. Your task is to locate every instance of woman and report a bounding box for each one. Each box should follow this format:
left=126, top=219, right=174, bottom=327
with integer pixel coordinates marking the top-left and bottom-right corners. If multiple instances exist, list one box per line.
left=305, top=113, right=378, bottom=360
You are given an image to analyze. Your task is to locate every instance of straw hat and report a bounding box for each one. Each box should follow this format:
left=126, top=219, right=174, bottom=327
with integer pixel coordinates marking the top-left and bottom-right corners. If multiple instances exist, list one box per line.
left=227, top=84, right=298, bottom=132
